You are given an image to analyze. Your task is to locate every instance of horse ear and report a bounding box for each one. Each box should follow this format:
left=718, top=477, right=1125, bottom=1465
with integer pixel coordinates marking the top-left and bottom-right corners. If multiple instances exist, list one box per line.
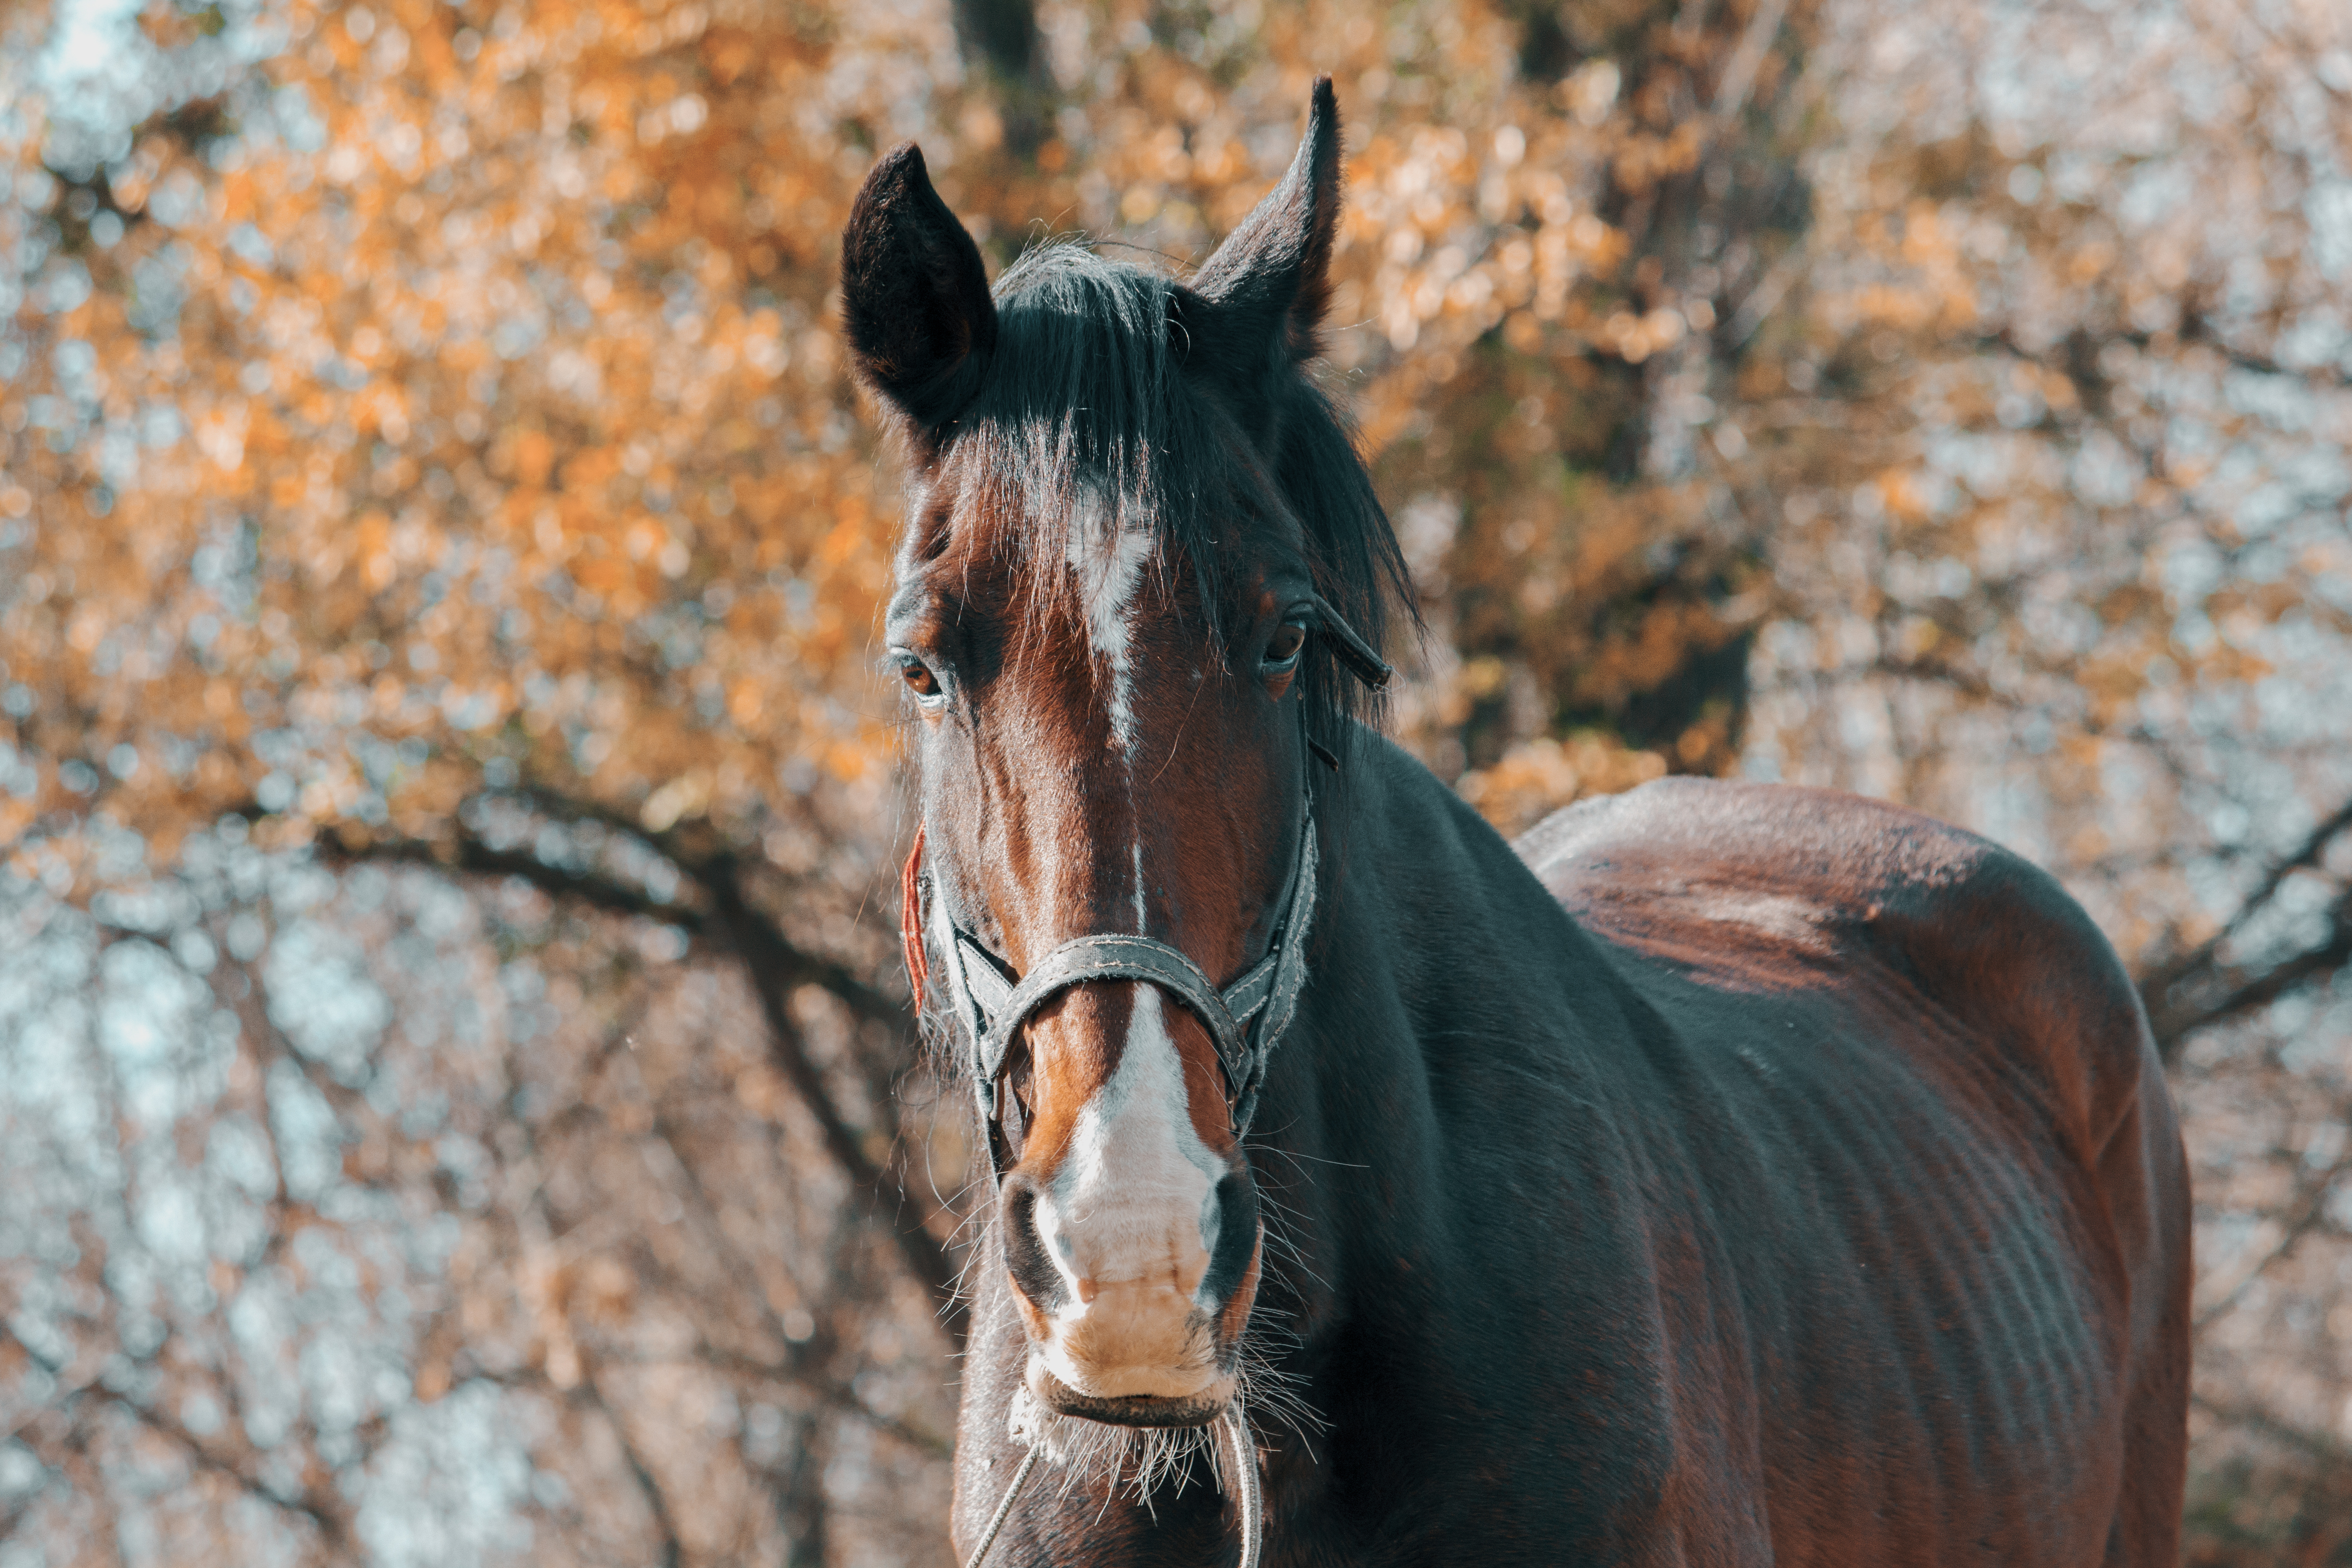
left=840, top=143, right=997, bottom=439
left=1186, top=78, right=1343, bottom=366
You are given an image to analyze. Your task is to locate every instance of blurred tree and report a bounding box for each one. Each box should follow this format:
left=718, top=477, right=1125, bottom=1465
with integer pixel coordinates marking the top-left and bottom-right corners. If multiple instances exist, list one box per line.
left=3, top=0, right=2351, bottom=1560
left=951, top=0, right=1051, bottom=154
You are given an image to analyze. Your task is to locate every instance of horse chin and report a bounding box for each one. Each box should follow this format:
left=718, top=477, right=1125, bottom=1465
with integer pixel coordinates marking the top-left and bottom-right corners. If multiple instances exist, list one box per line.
left=1026, top=1363, right=1236, bottom=1430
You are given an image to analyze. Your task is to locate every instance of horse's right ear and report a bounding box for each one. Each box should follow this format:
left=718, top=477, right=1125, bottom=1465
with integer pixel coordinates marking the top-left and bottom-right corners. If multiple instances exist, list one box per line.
left=840, top=144, right=996, bottom=443
left=1183, top=78, right=1343, bottom=369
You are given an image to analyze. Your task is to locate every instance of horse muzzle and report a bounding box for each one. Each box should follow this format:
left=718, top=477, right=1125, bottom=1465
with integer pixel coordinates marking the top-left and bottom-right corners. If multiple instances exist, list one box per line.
left=1004, top=1186, right=1260, bottom=1426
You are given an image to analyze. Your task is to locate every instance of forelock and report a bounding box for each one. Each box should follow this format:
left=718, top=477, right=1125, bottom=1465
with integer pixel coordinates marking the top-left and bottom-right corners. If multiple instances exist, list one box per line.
left=916, top=238, right=1414, bottom=750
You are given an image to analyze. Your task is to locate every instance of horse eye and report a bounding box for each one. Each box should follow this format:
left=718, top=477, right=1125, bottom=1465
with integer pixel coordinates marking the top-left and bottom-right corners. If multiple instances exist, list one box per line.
left=897, top=653, right=942, bottom=700
left=1262, top=622, right=1308, bottom=672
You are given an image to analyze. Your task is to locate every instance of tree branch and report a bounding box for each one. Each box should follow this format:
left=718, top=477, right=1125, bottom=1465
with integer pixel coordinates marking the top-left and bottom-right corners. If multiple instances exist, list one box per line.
left=0, top=1330, right=357, bottom=1559
left=325, top=831, right=706, bottom=934
left=696, top=856, right=965, bottom=1339
left=51, top=1421, right=126, bottom=1568
left=321, top=806, right=963, bottom=1335
left=639, top=1105, right=953, bottom=1453
left=504, top=788, right=911, bottom=1030
left=952, top=0, right=1040, bottom=85
left=2194, top=1142, right=2352, bottom=1331
left=2142, top=796, right=2352, bottom=996
left=575, top=1353, right=683, bottom=1568
left=2195, top=1391, right=2352, bottom=1473
left=1972, top=321, right=2352, bottom=394
left=2147, top=903, right=2352, bottom=1058
left=1709, top=0, right=1793, bottom=130
left=2141, top=796, right=2352, bottom=1058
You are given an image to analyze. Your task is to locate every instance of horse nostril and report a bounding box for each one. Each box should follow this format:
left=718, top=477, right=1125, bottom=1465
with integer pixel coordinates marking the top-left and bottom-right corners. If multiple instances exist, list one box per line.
left=1197, top=1171, right=1261, bottom=1310
left=998, top=1171, right=1068, bottom=1315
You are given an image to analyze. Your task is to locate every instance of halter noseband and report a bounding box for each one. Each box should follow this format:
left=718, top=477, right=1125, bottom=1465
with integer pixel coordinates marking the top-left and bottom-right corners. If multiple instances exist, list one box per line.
left=939, top=799, right=1315, bottom=1141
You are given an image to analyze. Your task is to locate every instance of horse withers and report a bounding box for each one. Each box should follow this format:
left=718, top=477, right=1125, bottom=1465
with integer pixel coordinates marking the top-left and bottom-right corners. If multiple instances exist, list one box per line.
left=841, top=80, right=2190, bottom=1567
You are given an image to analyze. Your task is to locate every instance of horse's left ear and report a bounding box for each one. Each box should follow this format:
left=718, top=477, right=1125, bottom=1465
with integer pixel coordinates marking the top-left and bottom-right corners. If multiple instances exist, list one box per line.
left=1182, top=78, right=1342, bottom=367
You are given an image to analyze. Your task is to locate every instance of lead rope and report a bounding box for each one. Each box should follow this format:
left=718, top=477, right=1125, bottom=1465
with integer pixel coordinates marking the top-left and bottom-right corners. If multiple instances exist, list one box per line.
left=1224, top=1402, right=1264, bottom=1568
left=960, top=1444, right=1038, bottom=1568
left=961, top=1401, right=1263, bottom=1568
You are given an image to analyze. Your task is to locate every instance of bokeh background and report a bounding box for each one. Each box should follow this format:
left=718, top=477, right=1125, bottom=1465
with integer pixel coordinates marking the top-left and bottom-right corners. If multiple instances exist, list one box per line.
left=2, top=0, right=2351, bottom=1560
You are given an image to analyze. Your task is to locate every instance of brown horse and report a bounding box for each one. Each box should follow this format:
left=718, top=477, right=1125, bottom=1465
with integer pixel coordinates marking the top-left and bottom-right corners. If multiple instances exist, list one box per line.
left=843, top=80, right=2189, bottom=1567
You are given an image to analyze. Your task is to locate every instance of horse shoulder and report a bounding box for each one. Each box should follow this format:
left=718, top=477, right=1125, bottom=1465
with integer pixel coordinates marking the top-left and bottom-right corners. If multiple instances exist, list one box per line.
left=1512, top=777, right=2163, bottom=1172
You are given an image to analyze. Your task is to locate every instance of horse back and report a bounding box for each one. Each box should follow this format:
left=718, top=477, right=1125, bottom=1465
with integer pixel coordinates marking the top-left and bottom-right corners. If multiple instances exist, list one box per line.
left=1514, top=778, right=2189, bottom=1565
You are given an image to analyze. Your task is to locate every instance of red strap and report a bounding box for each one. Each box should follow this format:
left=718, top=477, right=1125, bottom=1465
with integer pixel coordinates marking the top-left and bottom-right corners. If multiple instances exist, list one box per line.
left=901, top=822, right=929, bottom=1004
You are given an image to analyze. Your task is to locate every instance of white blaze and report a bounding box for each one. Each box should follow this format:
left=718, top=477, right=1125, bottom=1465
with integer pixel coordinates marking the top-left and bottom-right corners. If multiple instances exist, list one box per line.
left=1033, top=988, right=1225, bottom=1323
left=1065, top=495, right=1154, bottom=753
left=1065, top=491, right=1156, bottom=936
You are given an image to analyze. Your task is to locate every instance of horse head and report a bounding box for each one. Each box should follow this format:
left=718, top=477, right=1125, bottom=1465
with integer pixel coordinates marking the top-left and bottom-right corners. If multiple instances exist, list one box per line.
left=842, top=81, right=1402, bottom=1436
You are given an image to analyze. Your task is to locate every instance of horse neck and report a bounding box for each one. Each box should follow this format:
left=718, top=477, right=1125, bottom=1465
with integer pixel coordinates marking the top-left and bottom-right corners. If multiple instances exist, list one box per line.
left=1248, top=729, right=1571, bottom=1343
left=946, top=732, right=1595, bottom=1552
